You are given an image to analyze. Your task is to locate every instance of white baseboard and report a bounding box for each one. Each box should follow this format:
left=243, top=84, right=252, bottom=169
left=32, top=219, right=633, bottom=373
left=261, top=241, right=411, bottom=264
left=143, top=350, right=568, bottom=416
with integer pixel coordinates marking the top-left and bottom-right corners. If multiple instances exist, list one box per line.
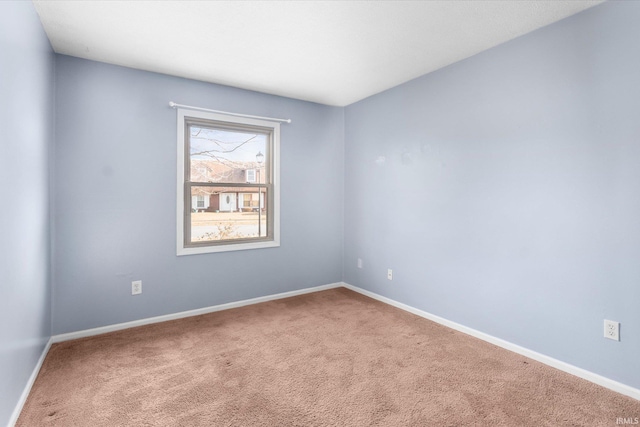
left=11, top=283, right=342, bottom=426
left=52, top=282, right=343, bottom=343
left=8, top=337, right=52, bottom=427
left=341, top=282, right=640, bottom=401
left=16, top=280, right=636, bottom=427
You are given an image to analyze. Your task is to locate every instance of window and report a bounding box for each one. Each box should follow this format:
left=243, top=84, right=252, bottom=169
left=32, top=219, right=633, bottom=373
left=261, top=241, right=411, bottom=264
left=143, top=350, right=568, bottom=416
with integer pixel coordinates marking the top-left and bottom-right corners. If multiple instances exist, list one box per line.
left=177, top=109, right=280, bottom=255
left=242, top=194, right=253, bottom=208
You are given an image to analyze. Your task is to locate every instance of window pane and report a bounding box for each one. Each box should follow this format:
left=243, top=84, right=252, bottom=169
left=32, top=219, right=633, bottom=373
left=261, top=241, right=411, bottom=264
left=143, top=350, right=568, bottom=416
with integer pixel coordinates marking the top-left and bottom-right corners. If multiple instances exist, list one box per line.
left=189, top=186, right=268, bottom=242
left=189, top=125, right=267, bottom=184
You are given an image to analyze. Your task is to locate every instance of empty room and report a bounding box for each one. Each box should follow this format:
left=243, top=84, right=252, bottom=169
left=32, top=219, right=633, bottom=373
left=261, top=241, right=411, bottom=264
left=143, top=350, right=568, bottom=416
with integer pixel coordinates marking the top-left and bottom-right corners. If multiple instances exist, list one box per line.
left=2, top=0, right=640, bottom=425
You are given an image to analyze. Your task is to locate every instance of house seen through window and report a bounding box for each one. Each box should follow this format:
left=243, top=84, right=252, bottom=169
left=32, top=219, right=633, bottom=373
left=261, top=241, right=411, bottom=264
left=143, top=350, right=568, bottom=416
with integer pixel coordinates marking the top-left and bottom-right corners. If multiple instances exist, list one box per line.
left=177, top=109, right=280, bottom=255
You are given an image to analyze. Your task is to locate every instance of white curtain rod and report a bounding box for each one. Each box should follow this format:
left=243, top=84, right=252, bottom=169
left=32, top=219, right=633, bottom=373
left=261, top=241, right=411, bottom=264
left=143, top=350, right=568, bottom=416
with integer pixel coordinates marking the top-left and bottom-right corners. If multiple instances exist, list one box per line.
left=169, top=101, right=291, bottom=124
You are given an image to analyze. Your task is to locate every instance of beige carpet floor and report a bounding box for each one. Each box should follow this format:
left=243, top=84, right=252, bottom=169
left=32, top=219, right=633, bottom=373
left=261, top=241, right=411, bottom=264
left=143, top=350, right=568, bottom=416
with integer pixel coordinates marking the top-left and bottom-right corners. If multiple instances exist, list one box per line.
left=17, top=288, right=640, bottom=426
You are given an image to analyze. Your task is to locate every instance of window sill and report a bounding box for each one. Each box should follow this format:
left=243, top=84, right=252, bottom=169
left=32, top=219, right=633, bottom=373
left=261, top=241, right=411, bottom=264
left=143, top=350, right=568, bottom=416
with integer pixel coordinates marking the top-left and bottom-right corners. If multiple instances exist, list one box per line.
left=177, top=239, right=280, bottom=256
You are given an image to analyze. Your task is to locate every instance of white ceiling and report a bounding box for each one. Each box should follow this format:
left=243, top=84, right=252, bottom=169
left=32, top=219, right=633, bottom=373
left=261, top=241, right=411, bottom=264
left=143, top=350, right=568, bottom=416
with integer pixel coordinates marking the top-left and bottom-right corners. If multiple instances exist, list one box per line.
left=32, top=0, right=604, bottom=107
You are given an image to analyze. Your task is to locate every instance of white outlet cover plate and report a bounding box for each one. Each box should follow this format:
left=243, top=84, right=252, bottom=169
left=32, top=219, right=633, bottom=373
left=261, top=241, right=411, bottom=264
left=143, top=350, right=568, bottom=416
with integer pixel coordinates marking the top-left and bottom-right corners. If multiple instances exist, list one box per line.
left=604, top=319, right=620, bottom=341
left=132, top=280, right=142, bottom=295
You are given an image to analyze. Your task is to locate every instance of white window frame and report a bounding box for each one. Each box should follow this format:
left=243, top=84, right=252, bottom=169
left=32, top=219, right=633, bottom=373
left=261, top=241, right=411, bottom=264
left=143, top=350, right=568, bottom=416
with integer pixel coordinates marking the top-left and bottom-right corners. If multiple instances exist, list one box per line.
left=176, top=108, right=280, bottom=256
left=246, top=169, right=256, bottom=183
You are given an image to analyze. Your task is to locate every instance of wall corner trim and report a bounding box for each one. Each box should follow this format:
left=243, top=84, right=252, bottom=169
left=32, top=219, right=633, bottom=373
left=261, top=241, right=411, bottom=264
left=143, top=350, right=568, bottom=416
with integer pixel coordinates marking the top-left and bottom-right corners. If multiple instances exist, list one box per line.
left=8, top=338, right=53, bottom=427
left=341, top=282, right=640, bottom=401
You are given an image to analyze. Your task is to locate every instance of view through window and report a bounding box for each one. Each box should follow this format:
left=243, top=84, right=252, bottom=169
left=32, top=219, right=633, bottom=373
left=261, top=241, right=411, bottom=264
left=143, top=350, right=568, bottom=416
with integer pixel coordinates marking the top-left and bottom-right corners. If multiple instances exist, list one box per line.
left=177, top=109, right=279, bottom=255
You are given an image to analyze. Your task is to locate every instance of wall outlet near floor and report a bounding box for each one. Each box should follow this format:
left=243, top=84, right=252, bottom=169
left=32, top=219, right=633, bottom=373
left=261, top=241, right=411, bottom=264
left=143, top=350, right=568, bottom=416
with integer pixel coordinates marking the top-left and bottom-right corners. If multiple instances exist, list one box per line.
left=132, top=280, right=142, bottom=296
left=357, top=258, right=363, bottom=269
left=604, top=319, right=619, bottom=341
left=387, top=269, right=393, bottom=280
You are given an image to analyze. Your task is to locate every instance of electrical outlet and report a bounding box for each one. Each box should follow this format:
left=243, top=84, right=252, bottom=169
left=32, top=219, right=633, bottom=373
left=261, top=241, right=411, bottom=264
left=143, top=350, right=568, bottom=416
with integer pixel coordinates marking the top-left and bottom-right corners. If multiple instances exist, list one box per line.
left=387, top=269, right=393, bottom=280
left=604, top=319, right=619, bottom=341
left=132, top=280, right=142, bottom=296
left=357, top=258, right=363, bottom=269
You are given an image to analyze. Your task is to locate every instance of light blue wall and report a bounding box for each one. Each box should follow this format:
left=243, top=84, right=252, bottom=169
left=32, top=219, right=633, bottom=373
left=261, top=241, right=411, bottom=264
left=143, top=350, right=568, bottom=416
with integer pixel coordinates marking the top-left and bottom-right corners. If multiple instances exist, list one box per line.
left=52, top=56, right=344, bottom=334
left=0, top=1, right=54, bottom=424
left=344, top=1, right=640, bottom=389
left=3, top=3, right=638, bottom=422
